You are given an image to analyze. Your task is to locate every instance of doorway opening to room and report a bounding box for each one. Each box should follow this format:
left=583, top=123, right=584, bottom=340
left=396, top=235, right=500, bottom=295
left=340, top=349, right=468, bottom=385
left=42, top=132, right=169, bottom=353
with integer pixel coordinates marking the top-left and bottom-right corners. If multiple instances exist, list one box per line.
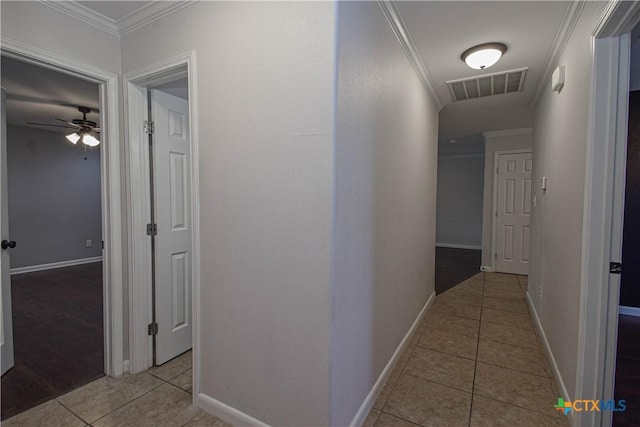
left=0, top=56, right=105, bottom=420
left=124, top=54, right=199, bottom=393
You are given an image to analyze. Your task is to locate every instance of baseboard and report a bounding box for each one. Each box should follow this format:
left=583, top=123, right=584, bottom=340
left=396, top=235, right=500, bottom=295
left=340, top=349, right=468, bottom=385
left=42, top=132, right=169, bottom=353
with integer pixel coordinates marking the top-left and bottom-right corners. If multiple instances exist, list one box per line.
left=526, top=293, right=573, bottom=424
left=436, top=243, right=482, bottom=250
left=197, top=392, right=269, bottom=427
left=349, top=291, right=436, bottom=427
left=619, top=305, right=640, bottom=317
left=480, top=266, right=494, bottom=272
left=123, top=360, right=130, bottom=374
left=10, top=256, right=102, bottom=275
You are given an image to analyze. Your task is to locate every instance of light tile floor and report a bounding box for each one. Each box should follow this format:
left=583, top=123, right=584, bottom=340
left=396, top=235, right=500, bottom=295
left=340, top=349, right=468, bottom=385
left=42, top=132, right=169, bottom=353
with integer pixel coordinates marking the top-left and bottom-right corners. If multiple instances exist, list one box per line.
left=3, top=351, right=230, bottom=427
left=364, top=272, right=570, bottom=427
left=5, top=273, right=569, bottom=427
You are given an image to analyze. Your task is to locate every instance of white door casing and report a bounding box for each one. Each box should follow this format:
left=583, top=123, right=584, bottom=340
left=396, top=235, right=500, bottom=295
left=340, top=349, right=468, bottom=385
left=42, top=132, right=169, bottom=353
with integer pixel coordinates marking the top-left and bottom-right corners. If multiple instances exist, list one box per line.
left=495, top=151, right=532, bottom=275
left=1, top=87, right=15, bottom=375
left=151, top=89, right=192, bottom=365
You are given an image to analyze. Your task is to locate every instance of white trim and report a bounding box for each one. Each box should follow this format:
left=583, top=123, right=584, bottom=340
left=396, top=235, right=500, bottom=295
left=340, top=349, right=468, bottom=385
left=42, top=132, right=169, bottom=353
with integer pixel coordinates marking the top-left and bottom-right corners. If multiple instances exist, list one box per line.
left=619, top=306, right=640, bottom=317
left=491, top=149, right=533, bottom=273
left=118, top=1, right=198, bottom=36
left=530, top=1, right=586, bottom=108
left=436, top=243, right=482, bottom=250
left=527, top=293, right=573, bottom=424
left=10, top=256, right=102, bottom=275
left=593, top=0, right=640, bottom=38
left=482, top=128, right=533, bottom=139
left=0, top=37, right=124, bottom=378
left=123, top=52, right=200, bottom=396
left=197, top=393, right=269, bottom=427
left=377, top=1, right=442, bottom=111
left=37, top=0, right=198, bottom=38
left=38, top=0, right=119, bottom=36
left=349, top=292, right=435, bottom=427
left=576, top=1, right=637, bottom=420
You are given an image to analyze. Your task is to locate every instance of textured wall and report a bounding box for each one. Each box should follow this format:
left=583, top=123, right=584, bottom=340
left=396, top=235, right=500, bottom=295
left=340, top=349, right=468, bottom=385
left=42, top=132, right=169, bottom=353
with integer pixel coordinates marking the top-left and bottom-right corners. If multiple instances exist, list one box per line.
left=7, top=126, right=102, bottom=268
left=331, top=2, right=438, bottom=424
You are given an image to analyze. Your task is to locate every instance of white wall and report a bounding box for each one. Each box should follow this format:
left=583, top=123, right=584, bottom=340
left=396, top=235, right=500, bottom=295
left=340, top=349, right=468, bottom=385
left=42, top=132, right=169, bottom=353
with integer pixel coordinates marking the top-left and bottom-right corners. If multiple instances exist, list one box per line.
left=529, top=1, right=608, bottom=401
left=0, top=2, right=121, bottom=74
left=436, top=154, right=484, bottom=248
left=439, top=101, right=532, bottom=141
left=480, top=129, right=532, bottom=268
left=331, top=2, right=438, bottom=425
left=7, top=126, right=102, bottom=268
left=122, top=3, right=336, bottom=425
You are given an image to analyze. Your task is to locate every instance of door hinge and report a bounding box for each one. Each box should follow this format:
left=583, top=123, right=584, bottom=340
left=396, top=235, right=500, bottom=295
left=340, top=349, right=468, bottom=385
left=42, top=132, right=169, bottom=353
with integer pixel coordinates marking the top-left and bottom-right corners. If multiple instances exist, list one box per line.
left=146, top=223, right=157, bottom=236
left=148, top=322, right=158, bottom=336
left=144, top=120, right=155, bottom=135
left=494, top=252, right=498, bottom=260
left=610, top=262, right=623, bottom=274
left=495, top=210, right=498, bottom=217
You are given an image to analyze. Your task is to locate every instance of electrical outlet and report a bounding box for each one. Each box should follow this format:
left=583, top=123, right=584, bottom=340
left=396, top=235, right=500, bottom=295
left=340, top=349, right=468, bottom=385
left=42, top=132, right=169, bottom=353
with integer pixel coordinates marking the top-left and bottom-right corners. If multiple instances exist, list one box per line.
left=539, top=287, right=543, bottom=300
left=86, top=240, right=92, bottom=248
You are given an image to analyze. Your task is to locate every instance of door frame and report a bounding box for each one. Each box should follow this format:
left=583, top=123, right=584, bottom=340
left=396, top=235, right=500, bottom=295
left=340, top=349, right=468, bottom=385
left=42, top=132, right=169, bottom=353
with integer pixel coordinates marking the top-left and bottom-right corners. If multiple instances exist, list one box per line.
left=576, top=2, right=640, bottom=426
left=123, top=52, right=200, bottom=392
left=491, top=149, right=532, bottom=273
left=0, top=38, right=124, bottom=377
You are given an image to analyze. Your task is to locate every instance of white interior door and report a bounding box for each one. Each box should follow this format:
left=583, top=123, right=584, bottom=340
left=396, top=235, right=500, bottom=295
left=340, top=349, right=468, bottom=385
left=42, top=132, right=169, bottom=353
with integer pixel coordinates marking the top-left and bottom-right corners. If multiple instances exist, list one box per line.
left=1, top=87, right=15, bottom=375
left=495, top=152, right=532, bottom=275
left=151, top=89, right=192, bottom=365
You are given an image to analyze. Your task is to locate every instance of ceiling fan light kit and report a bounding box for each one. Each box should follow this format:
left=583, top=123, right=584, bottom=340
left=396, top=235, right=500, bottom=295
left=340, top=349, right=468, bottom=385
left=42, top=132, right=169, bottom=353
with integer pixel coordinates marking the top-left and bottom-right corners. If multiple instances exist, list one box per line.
left=28, top=105, right=100, bottom=147
left=461, top=42, right=507, bottom=70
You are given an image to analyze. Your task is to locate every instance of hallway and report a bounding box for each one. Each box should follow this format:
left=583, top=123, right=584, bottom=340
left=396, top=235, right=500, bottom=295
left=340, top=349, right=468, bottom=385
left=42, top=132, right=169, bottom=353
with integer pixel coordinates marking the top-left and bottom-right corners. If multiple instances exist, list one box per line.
left=2, top=272, right=568, bottom=426
left=365, top=273, right=568, bottom=426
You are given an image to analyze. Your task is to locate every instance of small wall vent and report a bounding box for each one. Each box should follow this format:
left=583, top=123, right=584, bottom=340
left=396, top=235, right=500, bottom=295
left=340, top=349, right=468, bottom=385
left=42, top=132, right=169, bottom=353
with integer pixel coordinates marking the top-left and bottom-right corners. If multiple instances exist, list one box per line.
left=446, top=67, right=528, bottom=102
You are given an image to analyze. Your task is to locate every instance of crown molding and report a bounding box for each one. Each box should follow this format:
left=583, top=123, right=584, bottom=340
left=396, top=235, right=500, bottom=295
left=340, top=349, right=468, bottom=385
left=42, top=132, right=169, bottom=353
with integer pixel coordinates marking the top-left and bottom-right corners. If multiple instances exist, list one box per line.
left=38, top=1, right=119, bottom=36
left=378, top=1, right=443, bottom=112
left=593, top=0, right=640, bottom=38
left=530, top=1, right=586, bottom=108
left=37, top=1, right=198, bottom=38
left=118, top=1, right=198, bottom=36
left=482, top=127, right=533, bottom=139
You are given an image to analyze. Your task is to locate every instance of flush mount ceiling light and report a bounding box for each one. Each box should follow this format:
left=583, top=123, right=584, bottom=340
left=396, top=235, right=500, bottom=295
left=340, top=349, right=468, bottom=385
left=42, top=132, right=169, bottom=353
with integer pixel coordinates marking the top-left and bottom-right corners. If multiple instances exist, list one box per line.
left=461, top=43, right=507, bottom=70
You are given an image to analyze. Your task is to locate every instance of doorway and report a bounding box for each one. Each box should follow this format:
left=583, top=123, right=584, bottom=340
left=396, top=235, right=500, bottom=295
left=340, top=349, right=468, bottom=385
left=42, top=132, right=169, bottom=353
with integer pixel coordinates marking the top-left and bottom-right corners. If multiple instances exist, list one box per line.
left=0, top=55, right=114, bottom=418
left=493, top=150, right=532, bottom=275
left=0, top=38, right=124, bottom=386
left=124, top=54, right=199, bottom=382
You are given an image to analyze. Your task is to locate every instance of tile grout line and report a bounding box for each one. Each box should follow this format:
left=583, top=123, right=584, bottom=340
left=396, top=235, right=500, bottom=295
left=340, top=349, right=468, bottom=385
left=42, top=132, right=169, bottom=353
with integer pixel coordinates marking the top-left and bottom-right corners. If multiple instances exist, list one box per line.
left=54, top=399, right=91, bottom=427
left=468, top=272, right=485, bottom=427
left=86, top=378, right=166, bottom=425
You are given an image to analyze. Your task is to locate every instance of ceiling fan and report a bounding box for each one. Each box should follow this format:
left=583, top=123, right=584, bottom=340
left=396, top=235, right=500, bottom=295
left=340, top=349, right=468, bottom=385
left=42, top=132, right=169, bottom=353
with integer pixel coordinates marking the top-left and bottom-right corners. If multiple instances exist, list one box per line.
left=27, top=106, right=101, bottom=147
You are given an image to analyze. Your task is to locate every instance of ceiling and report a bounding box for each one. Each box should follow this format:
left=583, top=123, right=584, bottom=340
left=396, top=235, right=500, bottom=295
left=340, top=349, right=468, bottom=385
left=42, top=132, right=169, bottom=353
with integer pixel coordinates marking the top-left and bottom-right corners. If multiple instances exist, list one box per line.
left=3, top=1, right=577, bottom=141
left=1, top=56, right=100, bottom=133
left=76, top=1, right=153, bottom=20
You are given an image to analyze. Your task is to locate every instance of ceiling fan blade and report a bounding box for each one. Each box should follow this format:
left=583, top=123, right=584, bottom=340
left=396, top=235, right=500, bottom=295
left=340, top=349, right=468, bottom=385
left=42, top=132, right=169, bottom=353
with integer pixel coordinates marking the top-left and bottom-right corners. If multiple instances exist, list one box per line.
left=93, top=128, right=101, bottom=132
left=26, top=122, right=77, bottom=129
left=55, top=118, right=80, bottom=128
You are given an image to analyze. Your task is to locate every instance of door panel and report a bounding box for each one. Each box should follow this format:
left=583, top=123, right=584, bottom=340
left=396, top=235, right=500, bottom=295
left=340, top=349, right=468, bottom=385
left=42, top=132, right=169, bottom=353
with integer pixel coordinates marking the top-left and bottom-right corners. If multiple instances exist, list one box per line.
left=1, top=88, right=15, bottom=375
left=151, top=89, right=192, bottom=365
left=495, top=152, right=532, bottom=275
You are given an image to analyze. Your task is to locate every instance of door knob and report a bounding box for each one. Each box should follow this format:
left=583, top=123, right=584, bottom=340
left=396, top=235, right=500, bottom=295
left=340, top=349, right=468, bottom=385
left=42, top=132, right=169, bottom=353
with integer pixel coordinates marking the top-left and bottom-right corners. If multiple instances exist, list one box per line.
left=1, top=240, right=16, bottom=250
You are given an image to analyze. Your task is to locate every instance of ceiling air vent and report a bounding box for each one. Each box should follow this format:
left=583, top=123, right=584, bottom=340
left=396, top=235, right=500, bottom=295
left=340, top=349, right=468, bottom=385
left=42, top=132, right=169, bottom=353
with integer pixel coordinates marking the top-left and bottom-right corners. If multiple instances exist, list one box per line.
left=446, top=67, right=528, bottom=102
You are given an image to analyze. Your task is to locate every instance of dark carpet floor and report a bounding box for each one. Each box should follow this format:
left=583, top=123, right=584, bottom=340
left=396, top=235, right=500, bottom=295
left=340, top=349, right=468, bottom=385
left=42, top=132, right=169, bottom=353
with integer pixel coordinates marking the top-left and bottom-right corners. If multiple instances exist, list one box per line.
left=1, top=262, right=104, bottom=420
left=435, top=246, right=482, bottom=294
left=614, top=314, right=640, bottom=426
